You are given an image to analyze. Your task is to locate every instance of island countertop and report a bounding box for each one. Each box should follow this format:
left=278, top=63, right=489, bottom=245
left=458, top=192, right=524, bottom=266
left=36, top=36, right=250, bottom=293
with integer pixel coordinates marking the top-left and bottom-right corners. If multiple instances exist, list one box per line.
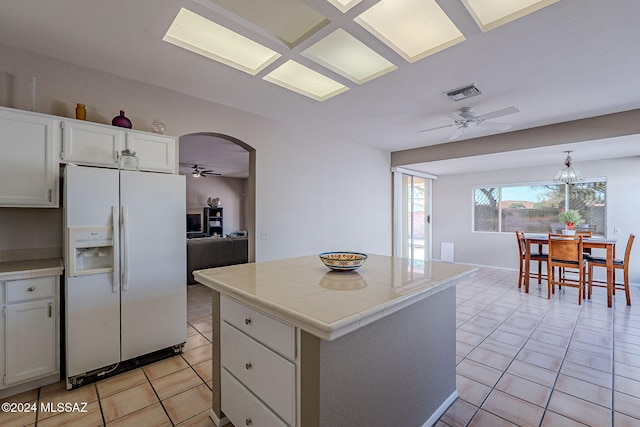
left=194, top=254, right=475, bottom=341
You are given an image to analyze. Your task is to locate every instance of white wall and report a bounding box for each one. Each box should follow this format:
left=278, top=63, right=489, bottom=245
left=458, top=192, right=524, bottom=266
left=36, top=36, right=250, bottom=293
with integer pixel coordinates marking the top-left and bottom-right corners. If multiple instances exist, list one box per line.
left=432, top=156, right=640, bottom=284
left=0, top=43, right=392, bottom=261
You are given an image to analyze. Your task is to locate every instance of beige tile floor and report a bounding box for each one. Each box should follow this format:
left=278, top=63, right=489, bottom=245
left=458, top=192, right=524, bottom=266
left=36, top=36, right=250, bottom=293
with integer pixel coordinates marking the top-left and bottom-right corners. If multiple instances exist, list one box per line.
left=2, top=269, right=640, bottom=426
left=438, top=267, right=640, bottom=427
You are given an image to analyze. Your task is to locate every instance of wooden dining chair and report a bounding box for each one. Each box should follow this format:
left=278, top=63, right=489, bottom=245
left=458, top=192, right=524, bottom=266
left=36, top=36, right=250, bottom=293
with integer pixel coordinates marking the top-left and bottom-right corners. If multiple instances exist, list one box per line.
left=587, top=234, right=635, bottom=305
left=515, top=231, right=547, bottom=292
left=547, top=234, right=586, bottom=304
left=576, top=230, right=593, bottom=256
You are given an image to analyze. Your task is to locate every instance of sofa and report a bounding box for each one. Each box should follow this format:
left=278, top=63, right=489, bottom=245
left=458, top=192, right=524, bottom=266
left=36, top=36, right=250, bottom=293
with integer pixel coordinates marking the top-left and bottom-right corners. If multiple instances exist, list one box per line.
left=186, top=236, right=248, bottom=284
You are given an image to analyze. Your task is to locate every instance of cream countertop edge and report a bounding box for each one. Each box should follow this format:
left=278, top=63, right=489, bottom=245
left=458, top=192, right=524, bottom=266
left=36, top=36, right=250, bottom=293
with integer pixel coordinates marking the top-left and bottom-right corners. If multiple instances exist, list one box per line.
left=0, top=258, right=64, bottom=281
left=194, top=258, right=476, bottom=341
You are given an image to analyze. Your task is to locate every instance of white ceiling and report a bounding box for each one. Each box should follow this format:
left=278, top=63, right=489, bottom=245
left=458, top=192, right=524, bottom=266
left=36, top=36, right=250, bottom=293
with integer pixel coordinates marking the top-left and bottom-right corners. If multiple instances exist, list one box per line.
left=2, top=0, right=640, bottom=176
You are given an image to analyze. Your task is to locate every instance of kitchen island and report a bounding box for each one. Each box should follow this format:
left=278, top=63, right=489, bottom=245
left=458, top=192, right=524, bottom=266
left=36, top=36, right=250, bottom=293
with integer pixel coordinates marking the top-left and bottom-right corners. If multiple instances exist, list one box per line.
left=194, top=254, right=475, bottom=427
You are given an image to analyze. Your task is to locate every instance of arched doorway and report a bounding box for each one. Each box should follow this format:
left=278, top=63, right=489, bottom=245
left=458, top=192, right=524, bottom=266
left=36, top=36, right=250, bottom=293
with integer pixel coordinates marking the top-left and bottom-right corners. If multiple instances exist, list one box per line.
left=179, top=132, right=256, bottom=262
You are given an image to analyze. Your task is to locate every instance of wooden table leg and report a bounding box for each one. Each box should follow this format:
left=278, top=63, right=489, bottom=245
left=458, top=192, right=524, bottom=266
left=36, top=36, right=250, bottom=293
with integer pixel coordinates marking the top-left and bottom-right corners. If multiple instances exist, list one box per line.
left=524, top=244, right=531, bottom=293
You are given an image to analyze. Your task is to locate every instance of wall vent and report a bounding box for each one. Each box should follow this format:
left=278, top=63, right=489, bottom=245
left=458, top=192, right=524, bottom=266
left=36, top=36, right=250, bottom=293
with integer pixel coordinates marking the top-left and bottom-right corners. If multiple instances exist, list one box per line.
left=445, top=84, right=481, bottom=101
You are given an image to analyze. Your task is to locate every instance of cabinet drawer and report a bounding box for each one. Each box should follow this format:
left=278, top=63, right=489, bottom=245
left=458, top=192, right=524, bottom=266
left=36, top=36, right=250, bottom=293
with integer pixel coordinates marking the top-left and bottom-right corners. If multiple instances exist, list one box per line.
left=6, top=277, right=55, bottom=303
left=222, top=368, right=288, bottom=427
left=221, top=295, right=295, bottom=359
left=221, top=322, right=295, bottom=425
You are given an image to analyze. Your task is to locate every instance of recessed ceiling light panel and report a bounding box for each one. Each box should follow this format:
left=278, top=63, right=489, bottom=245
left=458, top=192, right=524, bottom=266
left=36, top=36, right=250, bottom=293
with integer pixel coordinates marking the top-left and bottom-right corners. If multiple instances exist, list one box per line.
left=354, top=0, right=465, bottom=63
left=263, top=60, right=349, bottom=101
left=163, top=8, right=281, bottom=75
left=462, top=0, right=560, bottom=32
left=209, top=0, right=329, bottom=48
left=327, top=0, right=363, bottom=13
left=302, top=29, right=397, bottom=84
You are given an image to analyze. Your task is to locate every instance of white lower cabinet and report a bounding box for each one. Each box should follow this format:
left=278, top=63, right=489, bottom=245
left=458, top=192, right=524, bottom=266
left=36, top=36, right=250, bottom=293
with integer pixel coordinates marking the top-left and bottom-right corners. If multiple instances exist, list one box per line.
left=220, top=295, right=297, bottom=426
left=221, top=369, right=288, bottom=427
left=1, top=276, right=59, bottom=390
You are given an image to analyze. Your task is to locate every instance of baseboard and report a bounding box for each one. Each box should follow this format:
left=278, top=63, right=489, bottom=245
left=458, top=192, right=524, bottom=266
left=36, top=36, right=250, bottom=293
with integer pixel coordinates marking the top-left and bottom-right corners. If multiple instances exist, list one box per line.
left=422, top=390, right=458, bottom=427
left=209, top=409, right=230, bottom=426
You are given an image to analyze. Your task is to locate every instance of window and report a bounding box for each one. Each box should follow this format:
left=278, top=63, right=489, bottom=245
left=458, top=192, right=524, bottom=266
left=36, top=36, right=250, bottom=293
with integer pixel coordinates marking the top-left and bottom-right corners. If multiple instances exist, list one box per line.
left=473, top=180, right=606, bottom=235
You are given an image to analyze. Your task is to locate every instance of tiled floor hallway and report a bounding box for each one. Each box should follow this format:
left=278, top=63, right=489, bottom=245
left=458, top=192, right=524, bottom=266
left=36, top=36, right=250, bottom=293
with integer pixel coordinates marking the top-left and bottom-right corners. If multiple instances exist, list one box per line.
left=2, top=268, right=640, bottom=426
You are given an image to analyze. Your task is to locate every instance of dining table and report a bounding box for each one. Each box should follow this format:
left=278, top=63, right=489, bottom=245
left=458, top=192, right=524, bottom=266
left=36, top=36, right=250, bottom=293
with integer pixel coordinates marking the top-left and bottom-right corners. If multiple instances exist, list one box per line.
left=523, top=233, right=618, bottom=307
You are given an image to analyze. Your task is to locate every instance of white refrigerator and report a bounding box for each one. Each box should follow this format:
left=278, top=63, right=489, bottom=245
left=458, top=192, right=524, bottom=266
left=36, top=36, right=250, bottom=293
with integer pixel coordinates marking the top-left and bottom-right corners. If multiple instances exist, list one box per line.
left=64, top=165, right=186, bottom=386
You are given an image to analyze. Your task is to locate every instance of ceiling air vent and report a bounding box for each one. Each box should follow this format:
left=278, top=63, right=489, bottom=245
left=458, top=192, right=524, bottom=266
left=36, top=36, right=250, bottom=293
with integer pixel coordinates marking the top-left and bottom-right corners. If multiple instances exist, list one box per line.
left=445, top=84, right=481, bottom=101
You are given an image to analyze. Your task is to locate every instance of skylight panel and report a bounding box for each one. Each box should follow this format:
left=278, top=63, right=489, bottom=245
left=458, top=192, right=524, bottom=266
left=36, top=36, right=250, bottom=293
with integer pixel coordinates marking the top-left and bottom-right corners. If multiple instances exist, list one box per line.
left=163, top=8, right=280, bottom=75
left=301, top=29, right=397, bottom=84
left=263, top=60, right=349, bottom=101
left=326, top=0, right=363, bottom=13
left=462, top=0, right=560, bottom=32
left=354, top=0, right=465, bottom=63
left=209, top=0, right=329, bottom=48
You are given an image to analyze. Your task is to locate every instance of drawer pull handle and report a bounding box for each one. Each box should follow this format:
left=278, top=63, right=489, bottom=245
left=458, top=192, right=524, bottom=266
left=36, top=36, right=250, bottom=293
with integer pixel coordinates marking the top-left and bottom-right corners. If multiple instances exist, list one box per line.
left=27, top=287, right=35, bottom=292
left=245, top=362, right=252, bottom=370
left=244, top=318, right=251, bottom=325
left=245, top=418, right=252, bottom=426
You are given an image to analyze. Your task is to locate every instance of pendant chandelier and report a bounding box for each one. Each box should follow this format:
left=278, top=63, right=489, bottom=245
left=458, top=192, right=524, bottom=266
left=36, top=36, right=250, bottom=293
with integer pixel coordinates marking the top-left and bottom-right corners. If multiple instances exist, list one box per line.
left=553, top=151, right=584, bottom=184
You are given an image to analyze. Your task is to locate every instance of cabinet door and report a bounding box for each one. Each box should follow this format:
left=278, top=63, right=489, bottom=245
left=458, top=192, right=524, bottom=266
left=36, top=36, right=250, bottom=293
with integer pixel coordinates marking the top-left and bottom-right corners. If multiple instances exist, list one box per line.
left=126, top=132, right=176, bottom=173
left=0, top=108, right=59, bottom=207
left=61, top=120, right=123, bottom=167
left=5, top=299, right=56, bottom=385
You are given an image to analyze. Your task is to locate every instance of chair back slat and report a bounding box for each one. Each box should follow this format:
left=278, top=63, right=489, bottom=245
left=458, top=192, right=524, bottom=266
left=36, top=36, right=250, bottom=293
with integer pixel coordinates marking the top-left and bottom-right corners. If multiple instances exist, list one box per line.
left=624, top=234, right=635, bottom=264
left=515, top=231, right=526, bottom=257
left=548, top=234, right=583, bottom=263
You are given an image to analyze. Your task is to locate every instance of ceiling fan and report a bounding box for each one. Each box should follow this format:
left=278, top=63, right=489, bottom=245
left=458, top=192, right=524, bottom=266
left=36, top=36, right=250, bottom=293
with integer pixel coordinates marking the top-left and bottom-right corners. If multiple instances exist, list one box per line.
left=418, top=106, right=520, bottom=140
left=180, top=163, right=221, bottom=177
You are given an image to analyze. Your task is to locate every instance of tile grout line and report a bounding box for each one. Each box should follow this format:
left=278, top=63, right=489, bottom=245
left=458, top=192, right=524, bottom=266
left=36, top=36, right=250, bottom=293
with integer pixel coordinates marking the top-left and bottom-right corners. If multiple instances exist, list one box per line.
left=457, top=276, right=613, bottom=427
left=454, top=276, right=556, bottom=426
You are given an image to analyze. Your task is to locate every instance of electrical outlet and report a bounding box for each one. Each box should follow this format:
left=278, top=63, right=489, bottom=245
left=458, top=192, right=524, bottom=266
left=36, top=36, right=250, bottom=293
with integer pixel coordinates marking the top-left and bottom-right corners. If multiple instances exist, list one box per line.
left=614, top=227, right=621, bottom=235
left=260, top=232, right=268, bottom=240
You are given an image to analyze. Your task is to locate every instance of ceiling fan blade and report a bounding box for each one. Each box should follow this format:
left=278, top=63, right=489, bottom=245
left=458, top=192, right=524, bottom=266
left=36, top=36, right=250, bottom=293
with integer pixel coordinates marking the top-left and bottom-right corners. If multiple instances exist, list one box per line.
left=445, top=112, right=465, bottom=121
left=417, top=123, right=456, bottom=133
left=449, top=126, right=465, bottom=140
left=478, top=121, right=512, bottom=131
left=477, top=106, right=519, bottom=121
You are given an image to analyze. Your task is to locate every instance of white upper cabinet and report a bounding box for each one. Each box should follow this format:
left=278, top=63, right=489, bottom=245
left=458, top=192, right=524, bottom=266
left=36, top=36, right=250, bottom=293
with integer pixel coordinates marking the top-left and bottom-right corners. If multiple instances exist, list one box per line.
left=126, top=131, right=176, bottom=173
left=0, top=107, right=59, bottom=207
left=61, top=120, right=123, bottom=167
left=61, top=120, right=176, bottom=173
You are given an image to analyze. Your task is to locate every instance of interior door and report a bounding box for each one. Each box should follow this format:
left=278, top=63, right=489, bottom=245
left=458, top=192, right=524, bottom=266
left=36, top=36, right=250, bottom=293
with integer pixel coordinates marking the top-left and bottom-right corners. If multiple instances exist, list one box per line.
left=119, top=170, right=186, bottom=360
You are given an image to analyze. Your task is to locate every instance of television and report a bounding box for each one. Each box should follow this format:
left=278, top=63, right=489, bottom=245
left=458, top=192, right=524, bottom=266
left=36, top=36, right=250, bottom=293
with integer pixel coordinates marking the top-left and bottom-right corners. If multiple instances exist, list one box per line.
left=186, top=214, right=202, bottom=233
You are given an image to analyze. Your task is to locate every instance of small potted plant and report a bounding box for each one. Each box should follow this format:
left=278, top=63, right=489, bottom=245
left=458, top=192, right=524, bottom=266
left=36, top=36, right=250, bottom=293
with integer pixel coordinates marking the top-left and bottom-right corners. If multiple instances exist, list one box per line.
left=557, top=210, right=584, bottom=235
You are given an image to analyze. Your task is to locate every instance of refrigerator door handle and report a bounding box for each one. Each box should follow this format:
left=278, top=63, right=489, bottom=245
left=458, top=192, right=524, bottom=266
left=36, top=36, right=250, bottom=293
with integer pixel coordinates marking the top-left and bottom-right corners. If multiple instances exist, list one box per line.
left=121, top=205, right=129, bottom=291
left=112, top=205, right=119, bottom=293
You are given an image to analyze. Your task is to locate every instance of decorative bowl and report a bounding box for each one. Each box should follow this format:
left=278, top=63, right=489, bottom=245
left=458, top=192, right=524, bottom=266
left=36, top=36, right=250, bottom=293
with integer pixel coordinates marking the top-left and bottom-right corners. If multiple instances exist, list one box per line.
left=319, top=252, right=368, bottom=271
